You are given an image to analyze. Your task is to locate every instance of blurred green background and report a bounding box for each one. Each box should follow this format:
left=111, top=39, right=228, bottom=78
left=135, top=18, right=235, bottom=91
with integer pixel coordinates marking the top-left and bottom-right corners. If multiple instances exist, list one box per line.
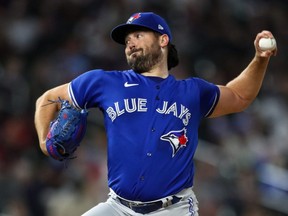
left=0, top=0, right=287, bottom=215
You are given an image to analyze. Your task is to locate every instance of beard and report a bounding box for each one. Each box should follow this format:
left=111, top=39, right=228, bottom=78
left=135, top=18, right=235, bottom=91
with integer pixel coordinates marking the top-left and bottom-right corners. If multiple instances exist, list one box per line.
left=126, top=45, right=163, bottom=74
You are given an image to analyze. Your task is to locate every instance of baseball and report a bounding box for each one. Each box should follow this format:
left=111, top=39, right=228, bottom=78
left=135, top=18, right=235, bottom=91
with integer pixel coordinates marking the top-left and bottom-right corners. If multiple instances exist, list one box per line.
left=258, top=38, right=276, bottom=51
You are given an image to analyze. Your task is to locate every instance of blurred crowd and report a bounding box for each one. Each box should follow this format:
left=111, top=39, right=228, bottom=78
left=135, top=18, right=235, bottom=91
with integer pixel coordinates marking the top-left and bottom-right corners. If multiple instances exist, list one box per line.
left=0, top=0, right=288, bottom=215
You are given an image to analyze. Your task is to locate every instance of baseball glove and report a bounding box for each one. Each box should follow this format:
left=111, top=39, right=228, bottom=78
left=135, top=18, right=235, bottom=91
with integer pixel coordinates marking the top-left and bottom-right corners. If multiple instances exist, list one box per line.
left=46, top=98, right=88, bottom=161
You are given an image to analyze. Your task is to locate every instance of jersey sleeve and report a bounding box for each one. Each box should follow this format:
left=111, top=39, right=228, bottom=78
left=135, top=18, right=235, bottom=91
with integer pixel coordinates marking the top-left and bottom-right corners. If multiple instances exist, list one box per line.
left=68, top=69, right=105, bottom=109
left=194, top=78, right=220, bottom=118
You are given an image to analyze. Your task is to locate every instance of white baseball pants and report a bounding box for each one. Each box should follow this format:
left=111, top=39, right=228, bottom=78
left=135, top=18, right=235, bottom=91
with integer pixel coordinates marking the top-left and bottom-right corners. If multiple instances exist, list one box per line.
left=81, top=187, right=199, bottom=216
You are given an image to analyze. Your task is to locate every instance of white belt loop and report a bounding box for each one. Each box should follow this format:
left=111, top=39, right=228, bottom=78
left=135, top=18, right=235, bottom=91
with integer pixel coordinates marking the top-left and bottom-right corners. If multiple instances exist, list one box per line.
left=109, top=188, right=118, bottom=199
left=161, top=196, right=173, bottom=208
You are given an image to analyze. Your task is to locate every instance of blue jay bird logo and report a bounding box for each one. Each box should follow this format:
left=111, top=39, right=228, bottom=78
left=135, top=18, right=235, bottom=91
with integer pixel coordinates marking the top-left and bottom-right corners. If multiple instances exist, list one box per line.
left=160, top=128, right=188, bottom=157
left=127, top=13, right=141, bottom=24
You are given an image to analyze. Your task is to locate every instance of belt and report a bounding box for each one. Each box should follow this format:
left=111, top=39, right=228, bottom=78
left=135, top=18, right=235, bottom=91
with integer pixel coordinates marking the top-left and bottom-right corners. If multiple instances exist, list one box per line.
left=117, top=195, right=181, bottom=214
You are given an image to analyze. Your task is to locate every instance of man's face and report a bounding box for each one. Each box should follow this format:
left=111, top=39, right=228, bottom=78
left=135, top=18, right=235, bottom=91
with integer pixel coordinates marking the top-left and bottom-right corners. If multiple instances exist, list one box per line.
left=125, top=30, right=163, bottom=73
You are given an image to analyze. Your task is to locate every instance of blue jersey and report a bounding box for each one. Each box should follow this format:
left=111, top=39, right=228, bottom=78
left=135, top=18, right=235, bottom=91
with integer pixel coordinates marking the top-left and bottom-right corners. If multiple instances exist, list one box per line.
left=68, top=69, right=220, bottom=201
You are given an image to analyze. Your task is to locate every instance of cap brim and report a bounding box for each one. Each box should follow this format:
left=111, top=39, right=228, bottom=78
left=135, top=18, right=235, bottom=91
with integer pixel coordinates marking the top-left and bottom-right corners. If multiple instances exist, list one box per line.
left=111, top=24, right=152, bottom=45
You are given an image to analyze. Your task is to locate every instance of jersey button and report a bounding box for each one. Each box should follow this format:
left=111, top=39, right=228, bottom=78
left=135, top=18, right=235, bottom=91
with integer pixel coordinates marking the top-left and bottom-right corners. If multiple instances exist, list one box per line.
left=151, top=128, right=155, bottom=132
left=140, top=176, right=145, bottom=181
left=156, top=85, right=160, bottom=90
left=147, top=153, right=152, bottom=157
left=156, top=96, right=160, bottom=100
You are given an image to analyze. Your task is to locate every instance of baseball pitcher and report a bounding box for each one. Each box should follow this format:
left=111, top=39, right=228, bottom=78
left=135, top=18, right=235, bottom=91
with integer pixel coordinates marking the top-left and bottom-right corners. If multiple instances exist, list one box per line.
left=34, top=12, right=276, bottom=216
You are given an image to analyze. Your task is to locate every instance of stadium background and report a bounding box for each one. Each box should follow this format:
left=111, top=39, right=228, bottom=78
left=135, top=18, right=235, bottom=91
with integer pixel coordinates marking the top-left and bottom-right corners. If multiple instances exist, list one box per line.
left=0, top=0, right=287, bottom=215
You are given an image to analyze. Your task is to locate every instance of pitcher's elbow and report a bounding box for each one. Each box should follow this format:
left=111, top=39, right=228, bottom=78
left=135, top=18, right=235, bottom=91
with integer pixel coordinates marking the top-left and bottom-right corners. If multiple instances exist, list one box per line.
left=237, top=98, right=253, bottom=112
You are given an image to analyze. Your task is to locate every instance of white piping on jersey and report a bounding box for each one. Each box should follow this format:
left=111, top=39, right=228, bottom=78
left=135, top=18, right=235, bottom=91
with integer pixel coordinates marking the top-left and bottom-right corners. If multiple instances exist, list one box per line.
left=68, top=82, right=81, bottom=109
left=204, top=92, right=219, bottom=118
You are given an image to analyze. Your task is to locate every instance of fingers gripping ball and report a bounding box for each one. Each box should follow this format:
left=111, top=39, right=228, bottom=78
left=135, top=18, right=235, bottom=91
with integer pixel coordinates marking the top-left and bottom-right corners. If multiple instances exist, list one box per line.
left=46, top=99, right=88, bottom=161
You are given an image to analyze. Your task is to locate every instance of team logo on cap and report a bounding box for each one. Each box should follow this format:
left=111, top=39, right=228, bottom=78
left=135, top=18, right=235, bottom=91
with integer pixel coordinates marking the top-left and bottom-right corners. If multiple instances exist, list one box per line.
left=127, top=13, right=141, bottom=24
left=160, top=128, right=188, bottom=157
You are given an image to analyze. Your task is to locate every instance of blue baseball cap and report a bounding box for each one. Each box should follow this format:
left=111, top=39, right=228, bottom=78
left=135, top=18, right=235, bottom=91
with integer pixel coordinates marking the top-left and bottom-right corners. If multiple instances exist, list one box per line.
left=111, top=12, right=172, bottom=45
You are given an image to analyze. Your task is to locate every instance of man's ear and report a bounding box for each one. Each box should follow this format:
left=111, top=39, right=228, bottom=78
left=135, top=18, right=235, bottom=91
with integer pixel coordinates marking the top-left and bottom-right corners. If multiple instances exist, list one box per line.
left=159, top=34, right=169, bottom=47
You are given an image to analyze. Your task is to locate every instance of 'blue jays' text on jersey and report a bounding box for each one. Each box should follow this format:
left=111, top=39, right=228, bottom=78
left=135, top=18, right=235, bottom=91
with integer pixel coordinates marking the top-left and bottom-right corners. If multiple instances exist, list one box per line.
left=68, top=69, right=220, bottom=202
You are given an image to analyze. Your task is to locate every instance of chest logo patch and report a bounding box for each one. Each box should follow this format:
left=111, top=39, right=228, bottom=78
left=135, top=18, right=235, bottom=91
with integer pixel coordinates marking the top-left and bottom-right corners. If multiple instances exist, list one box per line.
left=160, top=128, right=188, bottom=157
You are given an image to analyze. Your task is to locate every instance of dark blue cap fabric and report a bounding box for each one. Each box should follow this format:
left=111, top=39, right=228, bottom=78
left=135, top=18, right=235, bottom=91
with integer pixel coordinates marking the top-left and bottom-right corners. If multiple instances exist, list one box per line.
left=111, top=12, right=172, bottom=45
